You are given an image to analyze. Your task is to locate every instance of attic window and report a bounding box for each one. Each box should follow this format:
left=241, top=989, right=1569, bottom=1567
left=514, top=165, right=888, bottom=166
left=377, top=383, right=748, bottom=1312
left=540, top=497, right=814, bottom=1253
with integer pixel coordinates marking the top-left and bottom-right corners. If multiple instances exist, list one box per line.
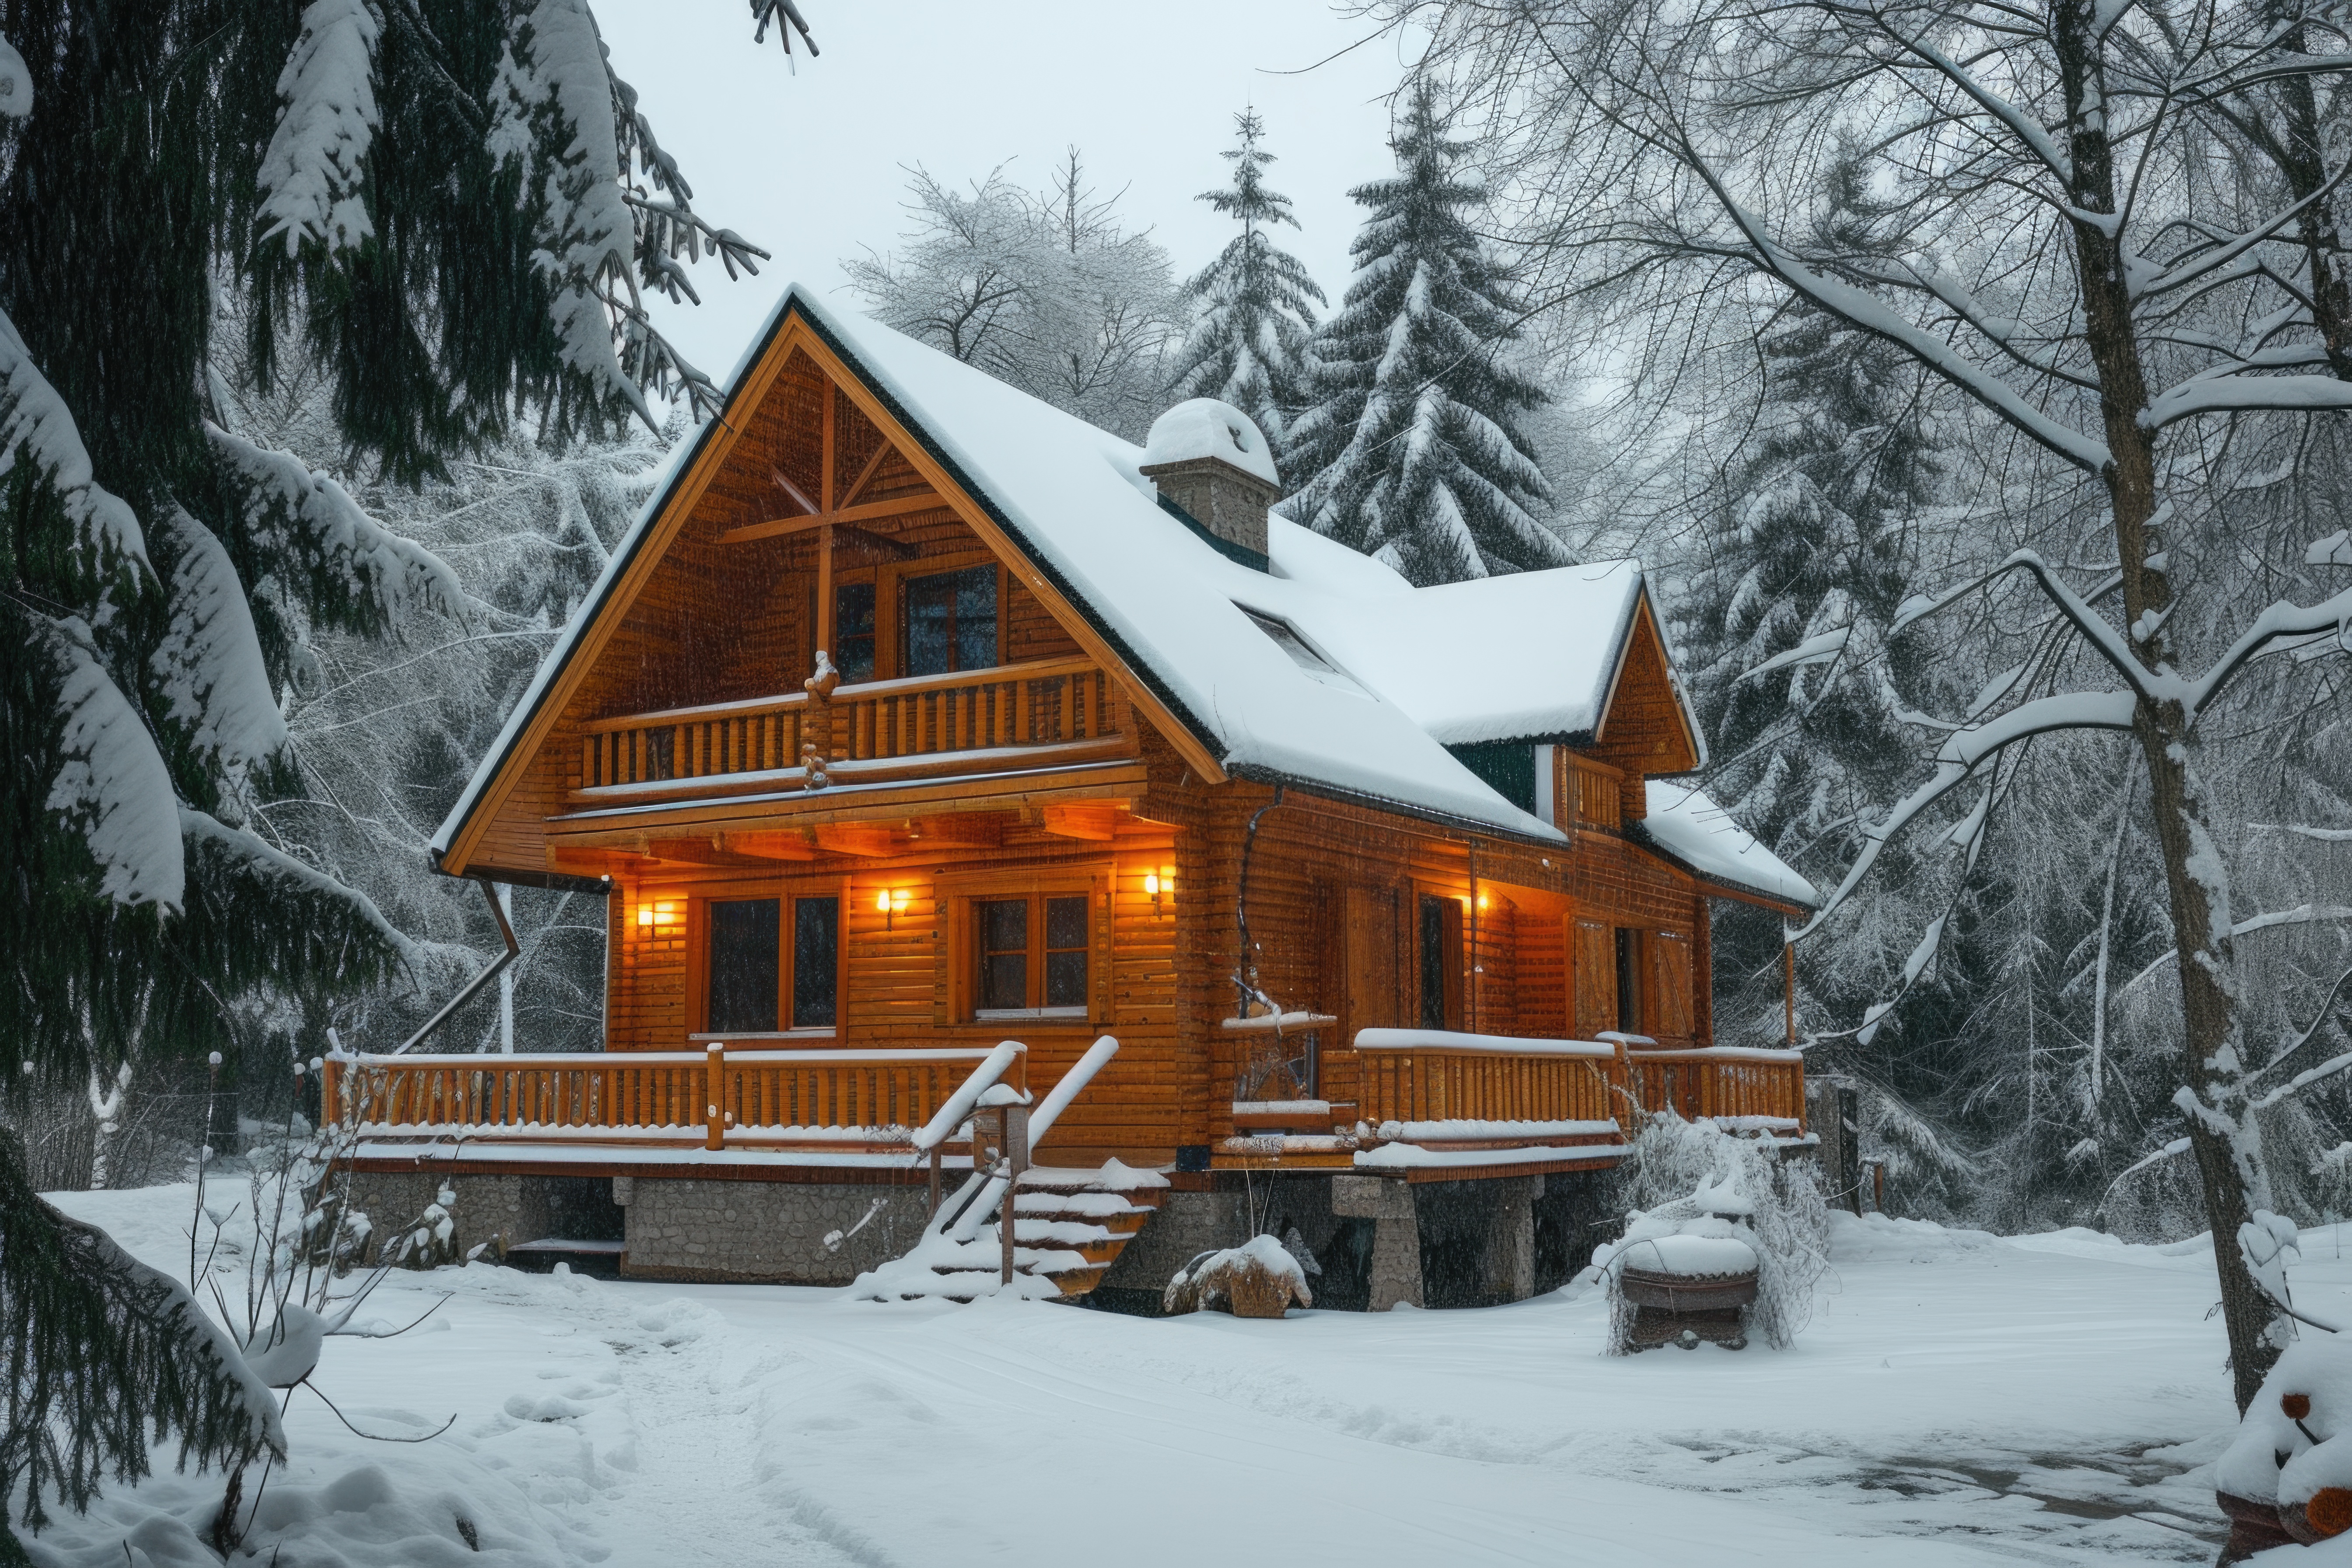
left=1237, top=607, right=1362, bottom=693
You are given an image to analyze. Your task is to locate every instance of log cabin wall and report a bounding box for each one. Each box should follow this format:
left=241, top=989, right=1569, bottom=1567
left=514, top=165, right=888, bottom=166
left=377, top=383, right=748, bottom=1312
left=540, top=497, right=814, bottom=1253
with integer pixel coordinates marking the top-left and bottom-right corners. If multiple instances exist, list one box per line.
left=604, top=800, right=1182, bottom=1168
left=1146, top=754, right=1713, bottom=1153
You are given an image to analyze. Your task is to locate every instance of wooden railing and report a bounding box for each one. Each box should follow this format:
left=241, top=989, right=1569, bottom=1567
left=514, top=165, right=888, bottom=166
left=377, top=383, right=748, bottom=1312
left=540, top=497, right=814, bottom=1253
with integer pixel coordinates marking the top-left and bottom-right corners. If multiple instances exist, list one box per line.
left=1348, top=1030, right=1807, bottom=1143
left=1353, top=1029, right=1621, bottom=1133
left=836, top=655, right=1112, bottom=764
left=321, top=1043, right=1024, bottom=1151
left=580, top=694, right=803, bottom=790
left=1627, top=1046, right=1805, bottom=1127
left=574, top=656, right=1119, bottom=796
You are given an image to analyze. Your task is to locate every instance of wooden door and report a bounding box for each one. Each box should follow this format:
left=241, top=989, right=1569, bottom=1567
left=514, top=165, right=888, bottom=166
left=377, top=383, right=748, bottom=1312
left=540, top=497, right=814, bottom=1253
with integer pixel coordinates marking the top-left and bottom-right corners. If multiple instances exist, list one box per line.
left=1649, top=929, right=1695, bottom=1044
left=1327, top=885, right=1400, bottom=1113
left=1572, top=918, right=1616, bottom=1040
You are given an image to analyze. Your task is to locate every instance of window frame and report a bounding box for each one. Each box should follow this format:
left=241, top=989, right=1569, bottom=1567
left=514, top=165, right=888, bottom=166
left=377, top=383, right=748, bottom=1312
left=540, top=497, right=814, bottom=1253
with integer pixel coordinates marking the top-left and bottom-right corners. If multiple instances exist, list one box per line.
left=688, top=876, right=849, bottom=1042
left=813, top=552, right=1005, bottom=686
left=935, top=863, right=1113, bottom=1028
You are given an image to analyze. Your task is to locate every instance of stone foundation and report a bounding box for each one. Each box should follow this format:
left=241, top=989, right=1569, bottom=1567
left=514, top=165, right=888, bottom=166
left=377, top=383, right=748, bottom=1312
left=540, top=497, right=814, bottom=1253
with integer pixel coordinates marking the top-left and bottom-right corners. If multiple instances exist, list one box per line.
left=334, top=1171, right=546, bottom=1265
left=614, top=1177, right=931, bottom=1285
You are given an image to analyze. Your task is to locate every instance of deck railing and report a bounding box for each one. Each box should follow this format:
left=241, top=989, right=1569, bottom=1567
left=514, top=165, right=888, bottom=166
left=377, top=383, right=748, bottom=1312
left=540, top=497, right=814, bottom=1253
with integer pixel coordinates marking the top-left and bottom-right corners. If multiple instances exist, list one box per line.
left=1352, top=1029, right=1622, bottom=1134
left=574, top=655, right=1119, bottom=797
left=1348, top=1029, right=1807, bottom=1144
left=1625, top=1045, right=1806, bottom=1128
left=321, top=1043, right=1023, bottom=1151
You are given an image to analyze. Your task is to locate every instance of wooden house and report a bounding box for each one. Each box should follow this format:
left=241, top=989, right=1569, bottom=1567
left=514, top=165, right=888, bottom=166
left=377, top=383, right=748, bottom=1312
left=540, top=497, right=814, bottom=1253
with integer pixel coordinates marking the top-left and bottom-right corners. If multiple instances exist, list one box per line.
left=331, top=288, right=1817, bottom=1309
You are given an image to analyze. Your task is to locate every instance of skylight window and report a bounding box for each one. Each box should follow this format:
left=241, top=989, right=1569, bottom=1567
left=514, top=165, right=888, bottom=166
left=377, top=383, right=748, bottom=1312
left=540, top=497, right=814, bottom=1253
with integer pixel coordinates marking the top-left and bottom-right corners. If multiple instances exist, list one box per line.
left=1237, top=607, right=1365, bottom=694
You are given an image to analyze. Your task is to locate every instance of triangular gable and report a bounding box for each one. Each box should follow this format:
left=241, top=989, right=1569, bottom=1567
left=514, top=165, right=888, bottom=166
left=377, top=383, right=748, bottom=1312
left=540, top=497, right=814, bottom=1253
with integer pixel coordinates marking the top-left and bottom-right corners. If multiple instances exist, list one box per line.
left=1587, top=592, right=1704, bottom=777
left=433, top=298, right=1225, bottom=879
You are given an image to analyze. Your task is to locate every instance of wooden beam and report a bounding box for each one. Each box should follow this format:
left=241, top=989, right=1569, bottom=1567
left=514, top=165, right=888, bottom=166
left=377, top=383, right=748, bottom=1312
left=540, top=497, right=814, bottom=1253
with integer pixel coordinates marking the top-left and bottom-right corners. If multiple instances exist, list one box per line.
left=718, top=490, right=948, bottom=546
left=820, top=381, right=836, bottom=511
left=645, top=837, right=772, bottom=868
left=838, top=439, right=892, bottom=511
left=769, top=464, right=819, bottom=520
left=906, top=813, right=1006, bottom=849
left=814, top=822, right=899, bottom=858
left=833, top=522, right=917, bottom=562
left=1040, top=802, right=1120, bottom=842
left=720, top=830, right=816, bottom=862
left=814, top=522, right=833, bottom=672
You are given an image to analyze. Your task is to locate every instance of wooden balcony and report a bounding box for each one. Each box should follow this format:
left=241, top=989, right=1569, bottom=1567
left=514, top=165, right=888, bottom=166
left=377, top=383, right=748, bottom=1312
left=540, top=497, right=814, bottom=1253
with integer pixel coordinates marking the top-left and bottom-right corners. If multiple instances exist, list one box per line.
left=570, top=655, right=1127, bottom=808
left=320, top=1043, right=1024, bottom=1164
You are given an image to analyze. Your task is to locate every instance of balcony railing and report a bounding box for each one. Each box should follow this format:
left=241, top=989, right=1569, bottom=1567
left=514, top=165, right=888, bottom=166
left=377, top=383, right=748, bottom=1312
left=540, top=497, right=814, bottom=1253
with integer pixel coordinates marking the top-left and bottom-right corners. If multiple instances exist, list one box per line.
left=321, top=1043, right=1023, bottom=1153
left=573, top=655, right=1123, bottom=802
left=1626, top=1044, right=1806, bottom=1130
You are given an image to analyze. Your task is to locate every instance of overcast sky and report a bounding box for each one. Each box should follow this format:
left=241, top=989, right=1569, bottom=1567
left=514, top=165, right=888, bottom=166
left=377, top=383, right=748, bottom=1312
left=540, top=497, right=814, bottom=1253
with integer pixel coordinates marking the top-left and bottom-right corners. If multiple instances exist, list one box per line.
left=593, top=0, right=1424, bottom=385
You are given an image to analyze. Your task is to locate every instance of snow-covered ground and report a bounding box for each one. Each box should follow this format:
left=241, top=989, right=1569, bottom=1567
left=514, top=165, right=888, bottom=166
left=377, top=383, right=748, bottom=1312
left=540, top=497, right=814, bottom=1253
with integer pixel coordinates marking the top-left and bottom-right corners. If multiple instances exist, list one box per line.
left=26, top=1183, right=2341, bottom=1567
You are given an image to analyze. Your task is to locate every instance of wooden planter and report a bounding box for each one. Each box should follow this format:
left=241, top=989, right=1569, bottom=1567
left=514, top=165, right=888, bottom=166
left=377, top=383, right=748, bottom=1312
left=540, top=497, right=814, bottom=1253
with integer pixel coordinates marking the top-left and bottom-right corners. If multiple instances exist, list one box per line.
left=1619, top=1265, right=1757, bottom=1351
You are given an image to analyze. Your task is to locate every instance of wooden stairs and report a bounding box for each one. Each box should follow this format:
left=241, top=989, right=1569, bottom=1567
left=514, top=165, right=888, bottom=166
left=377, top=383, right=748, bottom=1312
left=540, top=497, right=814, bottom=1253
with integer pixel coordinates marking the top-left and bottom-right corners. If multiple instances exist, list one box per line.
left=850, top=1160, right=1169, bottom=1302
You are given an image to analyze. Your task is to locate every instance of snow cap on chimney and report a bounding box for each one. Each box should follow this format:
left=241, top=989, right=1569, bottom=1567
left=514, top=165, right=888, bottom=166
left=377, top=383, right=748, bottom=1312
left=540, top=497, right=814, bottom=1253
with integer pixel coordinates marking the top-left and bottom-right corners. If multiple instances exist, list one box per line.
left=1138, top=398, right=1281, bottom=567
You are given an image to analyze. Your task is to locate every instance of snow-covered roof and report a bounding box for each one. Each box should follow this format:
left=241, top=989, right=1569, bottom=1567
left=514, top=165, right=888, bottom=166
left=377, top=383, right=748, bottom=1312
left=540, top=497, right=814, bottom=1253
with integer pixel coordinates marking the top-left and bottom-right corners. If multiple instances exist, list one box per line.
left=434, top=285, right=1797, bottom=896
left=1634, top=784, right=1820, bottom=909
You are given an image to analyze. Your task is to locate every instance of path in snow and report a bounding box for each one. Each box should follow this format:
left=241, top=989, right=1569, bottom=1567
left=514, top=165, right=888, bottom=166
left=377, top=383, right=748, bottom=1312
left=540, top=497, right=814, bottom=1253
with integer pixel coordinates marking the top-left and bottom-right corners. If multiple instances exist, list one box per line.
left=29, top=1188, right=2343, bottom=1567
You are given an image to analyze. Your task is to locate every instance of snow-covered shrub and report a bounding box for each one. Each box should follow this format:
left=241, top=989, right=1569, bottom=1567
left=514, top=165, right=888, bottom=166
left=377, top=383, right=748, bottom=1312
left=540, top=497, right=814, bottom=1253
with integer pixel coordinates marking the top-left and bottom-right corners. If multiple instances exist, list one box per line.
left=1163, top=1235, right=1312, bottom=1318
left=1598, top=1115, right=1828, bottom=1351
left=392, top=1186, right=461, bottom=1270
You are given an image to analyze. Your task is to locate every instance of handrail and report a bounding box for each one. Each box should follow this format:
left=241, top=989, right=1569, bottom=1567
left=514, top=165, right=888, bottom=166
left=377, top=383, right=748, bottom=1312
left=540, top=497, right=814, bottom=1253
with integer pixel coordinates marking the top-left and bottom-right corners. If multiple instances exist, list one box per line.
left=929, top=1035, right=1119, bottom=1246
left=913, top=1041, right=1029, bottom=1153
left=1354, top=1028, right=1617, bottom=1060
left=582, top=655, right=1097, bottom=736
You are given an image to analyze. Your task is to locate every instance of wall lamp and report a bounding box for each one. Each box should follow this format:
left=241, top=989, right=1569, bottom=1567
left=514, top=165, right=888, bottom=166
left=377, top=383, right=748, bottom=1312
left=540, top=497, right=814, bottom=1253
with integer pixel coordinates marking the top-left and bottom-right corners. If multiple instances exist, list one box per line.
left=636, top=900, right=682, bottom=929
left=1144, top=867, right=1174, bottom=910
left=875, top=886, right=911, bottom=931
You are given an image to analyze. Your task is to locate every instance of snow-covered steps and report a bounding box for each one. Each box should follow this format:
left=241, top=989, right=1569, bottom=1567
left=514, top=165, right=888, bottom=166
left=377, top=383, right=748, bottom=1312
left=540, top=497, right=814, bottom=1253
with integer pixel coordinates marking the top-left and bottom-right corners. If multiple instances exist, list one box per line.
left=848, top=1160, right=1168, bottom=1302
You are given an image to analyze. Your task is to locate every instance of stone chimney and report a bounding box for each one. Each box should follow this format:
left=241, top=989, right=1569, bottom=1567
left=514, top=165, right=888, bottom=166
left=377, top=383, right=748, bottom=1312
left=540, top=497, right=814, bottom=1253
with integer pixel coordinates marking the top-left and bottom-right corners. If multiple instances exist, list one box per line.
left=1138, top=399, right=1281, bottom=566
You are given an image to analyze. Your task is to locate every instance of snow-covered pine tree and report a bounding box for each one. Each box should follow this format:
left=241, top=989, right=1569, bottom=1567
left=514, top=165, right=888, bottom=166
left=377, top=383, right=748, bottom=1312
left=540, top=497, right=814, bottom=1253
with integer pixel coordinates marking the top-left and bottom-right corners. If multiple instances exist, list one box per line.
left=1283, top=80, right=1568, bottom=585
left=1166, top=109, right=1326, bottom=449
left=0, top=3, right=804, bottom=1553
left=1674, top=151, right=1946, bottom=1032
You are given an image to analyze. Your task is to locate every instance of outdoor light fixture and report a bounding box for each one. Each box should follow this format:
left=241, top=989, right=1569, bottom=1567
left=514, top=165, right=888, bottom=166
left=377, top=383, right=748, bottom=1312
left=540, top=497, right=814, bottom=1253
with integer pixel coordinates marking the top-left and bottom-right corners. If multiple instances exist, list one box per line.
left=876, top=887, right=911, bottom=930
left=636, top=900, right=682, bottom=930
left=1144, top=867, right=1174, bottom=909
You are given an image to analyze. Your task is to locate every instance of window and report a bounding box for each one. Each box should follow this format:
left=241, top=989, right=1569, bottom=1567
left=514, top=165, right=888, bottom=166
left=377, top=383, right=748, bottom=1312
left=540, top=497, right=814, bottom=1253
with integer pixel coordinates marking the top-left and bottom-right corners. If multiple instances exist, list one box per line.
left=1614, top=928, right=1644, bottom=1035
left=703, top=893, right=839, bottom=1035
left=1418, top=893, right=1462, bottom=1031
left=904, top=565, right=998, bottom=676
left=973, top=894, right=1089, bottom=1018
left=791, top=897, right=839, bottom=1028
left=834, top=581, right=877, bottom=684
left=707, top=899, right=781, bottom=1033
left=1236, top=606, right=1364, bottom=693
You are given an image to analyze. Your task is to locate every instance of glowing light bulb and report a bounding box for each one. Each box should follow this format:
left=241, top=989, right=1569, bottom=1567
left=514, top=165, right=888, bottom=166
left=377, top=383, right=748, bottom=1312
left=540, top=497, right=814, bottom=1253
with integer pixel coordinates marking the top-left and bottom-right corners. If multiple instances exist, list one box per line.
left=637, top=905, right=654, bottom=927
left=1143, top=873, right=1160, bottom=897
left=876, top=889, right=892, bottom=913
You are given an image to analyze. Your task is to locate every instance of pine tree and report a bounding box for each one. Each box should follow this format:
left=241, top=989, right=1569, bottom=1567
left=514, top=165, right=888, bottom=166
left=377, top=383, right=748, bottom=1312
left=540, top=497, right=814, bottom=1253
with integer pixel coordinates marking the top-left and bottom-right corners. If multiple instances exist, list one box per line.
left=1283, top=80, right=1567, bottom=584
left=1673, top=151, right=1952, bottom=1088
left=0, top=2, right=804, bottom=1551
left=1165, top=109, right=1326, bottom=449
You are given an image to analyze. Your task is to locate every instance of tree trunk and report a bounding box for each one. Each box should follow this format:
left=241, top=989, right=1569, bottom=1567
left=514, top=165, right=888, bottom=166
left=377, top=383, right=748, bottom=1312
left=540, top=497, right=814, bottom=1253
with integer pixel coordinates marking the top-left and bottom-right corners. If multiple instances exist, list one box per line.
left=2056, top=0, right=2284, bottom=1412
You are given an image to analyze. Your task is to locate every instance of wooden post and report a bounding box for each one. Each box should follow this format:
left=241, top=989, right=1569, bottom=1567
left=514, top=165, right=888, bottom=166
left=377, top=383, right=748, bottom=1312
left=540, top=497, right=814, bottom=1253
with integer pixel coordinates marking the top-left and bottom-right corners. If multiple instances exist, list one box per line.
left=814, top=522, right=834, bottom=670
left=1783, top=942, right=1797, bottom=1045
left=705, top=1041, right=724, bottom=1151
left=1000, top=1103, right=1029, bottom=1287
left=928, top=1144, right=942, bottom=1217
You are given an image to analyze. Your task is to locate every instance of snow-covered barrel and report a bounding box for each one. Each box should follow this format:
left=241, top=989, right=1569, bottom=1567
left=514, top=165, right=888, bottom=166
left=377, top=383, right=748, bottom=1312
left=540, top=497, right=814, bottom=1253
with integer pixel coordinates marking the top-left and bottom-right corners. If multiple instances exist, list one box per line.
left=1610, top=1224, right=1760, bottom=1351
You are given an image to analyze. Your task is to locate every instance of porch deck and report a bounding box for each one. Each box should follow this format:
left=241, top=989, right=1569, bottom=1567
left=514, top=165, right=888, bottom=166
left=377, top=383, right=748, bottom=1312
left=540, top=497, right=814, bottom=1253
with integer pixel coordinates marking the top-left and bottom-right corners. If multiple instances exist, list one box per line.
left=323, top=1029, right=1807, bottom=1183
